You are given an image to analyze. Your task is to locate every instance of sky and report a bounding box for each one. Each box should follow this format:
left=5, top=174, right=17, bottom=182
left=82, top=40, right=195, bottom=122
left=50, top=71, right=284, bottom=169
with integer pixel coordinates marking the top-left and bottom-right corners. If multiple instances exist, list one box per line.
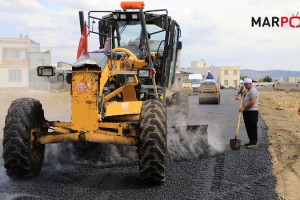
left=0, top=0, right=300, bottom=71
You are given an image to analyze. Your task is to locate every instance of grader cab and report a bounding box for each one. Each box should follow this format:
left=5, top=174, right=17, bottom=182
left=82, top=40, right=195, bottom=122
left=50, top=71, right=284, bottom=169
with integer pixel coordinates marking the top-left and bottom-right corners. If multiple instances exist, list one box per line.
left=3, top=2, right=206, bottom=184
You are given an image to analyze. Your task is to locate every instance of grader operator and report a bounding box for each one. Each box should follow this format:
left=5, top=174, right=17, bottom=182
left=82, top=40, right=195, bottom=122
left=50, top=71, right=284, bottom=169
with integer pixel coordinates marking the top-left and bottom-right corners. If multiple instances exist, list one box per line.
left=3, top=2, right=206, bottom=184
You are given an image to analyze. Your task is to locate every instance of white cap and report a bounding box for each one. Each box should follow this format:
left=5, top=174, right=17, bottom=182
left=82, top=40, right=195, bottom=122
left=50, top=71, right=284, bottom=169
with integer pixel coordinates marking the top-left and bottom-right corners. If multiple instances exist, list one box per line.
left=208, top=70, right=210, bottom=73
left=242, top=78, right=252, bottom=84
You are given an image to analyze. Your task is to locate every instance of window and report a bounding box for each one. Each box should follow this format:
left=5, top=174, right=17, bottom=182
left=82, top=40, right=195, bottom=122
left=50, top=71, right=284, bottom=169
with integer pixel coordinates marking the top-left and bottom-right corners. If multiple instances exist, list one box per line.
left=234, top=80, right=237, bottom=87
left=3, top=48, right=23, bottom=59
left=9, top=69, right=22, bottom=82
left=224, top=80, right=228, bottom=86
left=224, top=70, right=228, bottom=75
left=234, top=70, right=237, bottom=75
left=38, top=58, right=45, bottom=66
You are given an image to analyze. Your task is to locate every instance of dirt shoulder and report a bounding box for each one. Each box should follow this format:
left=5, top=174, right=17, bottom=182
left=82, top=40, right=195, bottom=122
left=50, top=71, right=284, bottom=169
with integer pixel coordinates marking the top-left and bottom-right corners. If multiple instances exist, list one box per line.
left=259, top=91, right=300, bottom=200
left=0, top=91, right=71, bottom=139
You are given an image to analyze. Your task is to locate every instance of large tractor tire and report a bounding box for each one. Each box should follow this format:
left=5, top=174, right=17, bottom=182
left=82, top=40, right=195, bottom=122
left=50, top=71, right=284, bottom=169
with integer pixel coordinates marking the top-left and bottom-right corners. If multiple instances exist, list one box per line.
left=3, top=98, right=45, bottom=179
left=138, top=99, right=167, bottom=183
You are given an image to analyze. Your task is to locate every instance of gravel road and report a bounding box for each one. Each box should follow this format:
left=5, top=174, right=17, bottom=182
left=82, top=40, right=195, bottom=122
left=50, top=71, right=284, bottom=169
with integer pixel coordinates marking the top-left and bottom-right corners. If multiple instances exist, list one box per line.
left=0, top=90, right=277, bottom=200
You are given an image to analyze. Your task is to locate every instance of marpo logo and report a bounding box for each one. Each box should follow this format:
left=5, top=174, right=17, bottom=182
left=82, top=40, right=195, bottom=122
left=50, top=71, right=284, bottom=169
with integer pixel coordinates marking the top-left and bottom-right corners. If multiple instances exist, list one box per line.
left=252, top=12, right=300, bottom=28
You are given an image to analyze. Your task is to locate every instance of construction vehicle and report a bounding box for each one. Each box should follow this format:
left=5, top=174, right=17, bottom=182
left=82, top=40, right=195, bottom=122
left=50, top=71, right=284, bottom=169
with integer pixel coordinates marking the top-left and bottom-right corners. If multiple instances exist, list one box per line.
left=180, top=82, right=193, bottom=96
left=198, top=79, right=220, bottom=104
left=3, top=1, right=206, bottom=184
left=188, top=73, right=203, bottom=94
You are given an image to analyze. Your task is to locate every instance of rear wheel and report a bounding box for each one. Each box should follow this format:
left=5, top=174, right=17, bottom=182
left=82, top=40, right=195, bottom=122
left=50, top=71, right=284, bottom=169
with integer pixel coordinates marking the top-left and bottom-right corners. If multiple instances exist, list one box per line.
left=215, top=94, right=220, bottom=104
left=199, top=95, right=207, bottom=104
left=3, top=98, right=45, bottom=179
left=138, top=99, right=167, bottom=183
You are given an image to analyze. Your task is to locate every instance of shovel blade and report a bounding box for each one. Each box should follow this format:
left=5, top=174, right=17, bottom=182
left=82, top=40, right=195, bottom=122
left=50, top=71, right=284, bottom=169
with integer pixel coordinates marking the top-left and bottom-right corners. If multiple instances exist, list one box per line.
left=230, top=138, right=241, bottom=150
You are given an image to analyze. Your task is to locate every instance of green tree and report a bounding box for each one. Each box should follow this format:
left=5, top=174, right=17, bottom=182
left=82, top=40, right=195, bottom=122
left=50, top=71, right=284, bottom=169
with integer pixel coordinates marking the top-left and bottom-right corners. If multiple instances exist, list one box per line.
left=240, top=75, right=247, bottom=80
left=262, top=76, right=272, bottom=82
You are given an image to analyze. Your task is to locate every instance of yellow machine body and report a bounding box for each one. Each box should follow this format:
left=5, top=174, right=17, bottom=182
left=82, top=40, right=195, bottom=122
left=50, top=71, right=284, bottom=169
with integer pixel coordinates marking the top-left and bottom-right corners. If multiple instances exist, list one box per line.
left=38, top=47, right=148, bottom=146
left=104, top=101, right=142, bottom=117
left=71, top=70, right=100, bottom=132
left=5, top=1, right=184, bottom=184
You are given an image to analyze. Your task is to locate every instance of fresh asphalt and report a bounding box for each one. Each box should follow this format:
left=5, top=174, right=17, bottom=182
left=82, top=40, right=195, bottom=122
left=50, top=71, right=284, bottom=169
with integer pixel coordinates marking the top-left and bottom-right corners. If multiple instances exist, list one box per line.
left=0, top=90, right=277, bottom=200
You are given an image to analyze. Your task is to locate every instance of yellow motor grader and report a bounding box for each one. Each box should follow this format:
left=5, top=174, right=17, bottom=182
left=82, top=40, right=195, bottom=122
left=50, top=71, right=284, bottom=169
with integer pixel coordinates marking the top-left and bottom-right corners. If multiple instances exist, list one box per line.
left=3, top=2, right=206, bottom=184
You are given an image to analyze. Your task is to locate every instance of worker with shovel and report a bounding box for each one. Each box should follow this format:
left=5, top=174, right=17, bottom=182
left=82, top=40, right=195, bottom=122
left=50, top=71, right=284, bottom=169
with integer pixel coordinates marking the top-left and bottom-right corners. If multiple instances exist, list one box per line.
left=239, top=78, right=259, bottom=148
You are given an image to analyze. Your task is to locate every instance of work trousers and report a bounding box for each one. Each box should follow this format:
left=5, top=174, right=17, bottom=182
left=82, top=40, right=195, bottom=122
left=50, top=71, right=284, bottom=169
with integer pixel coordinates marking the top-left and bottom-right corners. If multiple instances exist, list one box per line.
left=243, top=110, right=258, bottom=144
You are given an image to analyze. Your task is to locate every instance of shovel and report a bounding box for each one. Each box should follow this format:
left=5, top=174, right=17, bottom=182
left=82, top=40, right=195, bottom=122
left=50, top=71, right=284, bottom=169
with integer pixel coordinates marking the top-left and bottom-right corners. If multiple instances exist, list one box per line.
left=230, top=96, right=243, bottom=150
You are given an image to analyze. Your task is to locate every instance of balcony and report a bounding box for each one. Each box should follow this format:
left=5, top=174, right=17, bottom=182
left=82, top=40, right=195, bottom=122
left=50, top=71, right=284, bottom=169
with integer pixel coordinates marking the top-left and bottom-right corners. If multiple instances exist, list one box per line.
left=2, top=59, right=28, bottom=65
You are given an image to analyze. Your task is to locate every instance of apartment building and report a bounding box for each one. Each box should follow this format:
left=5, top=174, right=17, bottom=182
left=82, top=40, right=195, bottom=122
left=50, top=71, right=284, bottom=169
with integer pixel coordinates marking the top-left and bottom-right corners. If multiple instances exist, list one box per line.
left=0, top=37, right=51, bottom=91
left=219, top=66, right=240, bottom=88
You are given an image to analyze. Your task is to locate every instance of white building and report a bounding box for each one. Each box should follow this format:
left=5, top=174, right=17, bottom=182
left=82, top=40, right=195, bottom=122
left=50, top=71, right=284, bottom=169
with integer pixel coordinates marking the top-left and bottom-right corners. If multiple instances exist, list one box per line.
left=286, top=76, right=300, bottom=83
left=0, top=37, right=51, bottom=91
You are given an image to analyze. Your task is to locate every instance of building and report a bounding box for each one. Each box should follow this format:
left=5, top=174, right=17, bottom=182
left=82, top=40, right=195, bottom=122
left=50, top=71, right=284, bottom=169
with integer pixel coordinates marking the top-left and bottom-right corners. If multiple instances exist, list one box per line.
left=181, top=64, right=240, bottom=88
left=191, top=60, right=207, bottom=68
left=219, top=66, right=240, bottom=88
left=0, top=37, right=51, bottom=91
left=285, top=76, right=300, bottom=83
left=172, top=71, right=191, bottom=91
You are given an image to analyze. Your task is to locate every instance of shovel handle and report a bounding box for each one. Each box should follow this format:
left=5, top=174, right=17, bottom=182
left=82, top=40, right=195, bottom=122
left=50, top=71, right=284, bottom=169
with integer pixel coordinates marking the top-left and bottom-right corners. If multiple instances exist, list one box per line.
left=235, top=95, right=244, bottom=137
left=236, top=112, right=242, bottom=137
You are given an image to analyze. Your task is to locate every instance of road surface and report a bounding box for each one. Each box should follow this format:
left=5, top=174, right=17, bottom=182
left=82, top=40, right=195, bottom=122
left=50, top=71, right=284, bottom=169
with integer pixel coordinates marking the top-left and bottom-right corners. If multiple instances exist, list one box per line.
left=0, top=90, right=277, bottom=200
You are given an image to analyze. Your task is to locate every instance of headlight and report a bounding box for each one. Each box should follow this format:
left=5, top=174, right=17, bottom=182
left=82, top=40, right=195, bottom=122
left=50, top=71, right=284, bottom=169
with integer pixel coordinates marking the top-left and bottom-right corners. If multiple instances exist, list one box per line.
left=132, top=13, right=139, bottom=20
left=138, top=68, right=152, bottom=78
left=37, top=66, right=55, bottom=76
left=113, top=13, right=118, bottom=19
left=128, top=76, right=134, bottom=82
left=140, top=93, right=145, bottom=99
left=120, top=13, right=127, bottom=20
left=139, top=70, right=150, bottom=78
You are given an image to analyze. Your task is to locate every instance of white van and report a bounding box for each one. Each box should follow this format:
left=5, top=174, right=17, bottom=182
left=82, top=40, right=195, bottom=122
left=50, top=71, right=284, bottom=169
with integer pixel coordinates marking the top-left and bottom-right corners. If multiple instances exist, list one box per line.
left=188, top=74, right=203, bottom=94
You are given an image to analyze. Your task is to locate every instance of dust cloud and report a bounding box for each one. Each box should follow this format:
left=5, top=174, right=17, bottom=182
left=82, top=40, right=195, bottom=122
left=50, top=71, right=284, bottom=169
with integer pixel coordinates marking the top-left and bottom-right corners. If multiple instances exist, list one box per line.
left=166, top=104, right=224, bottom=160
left=75, top=144, right=137, bottom=167
left=44, top=143, right=76, bottom=170
left=43, top=142, right=137, bottom=169
left=0, top=143, right=9, bottom=183
left=167, top=126, right=210, bottom=160
left=167, top=125, right=225, bottom=160
left=0, top=169, right=9, bottom=184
